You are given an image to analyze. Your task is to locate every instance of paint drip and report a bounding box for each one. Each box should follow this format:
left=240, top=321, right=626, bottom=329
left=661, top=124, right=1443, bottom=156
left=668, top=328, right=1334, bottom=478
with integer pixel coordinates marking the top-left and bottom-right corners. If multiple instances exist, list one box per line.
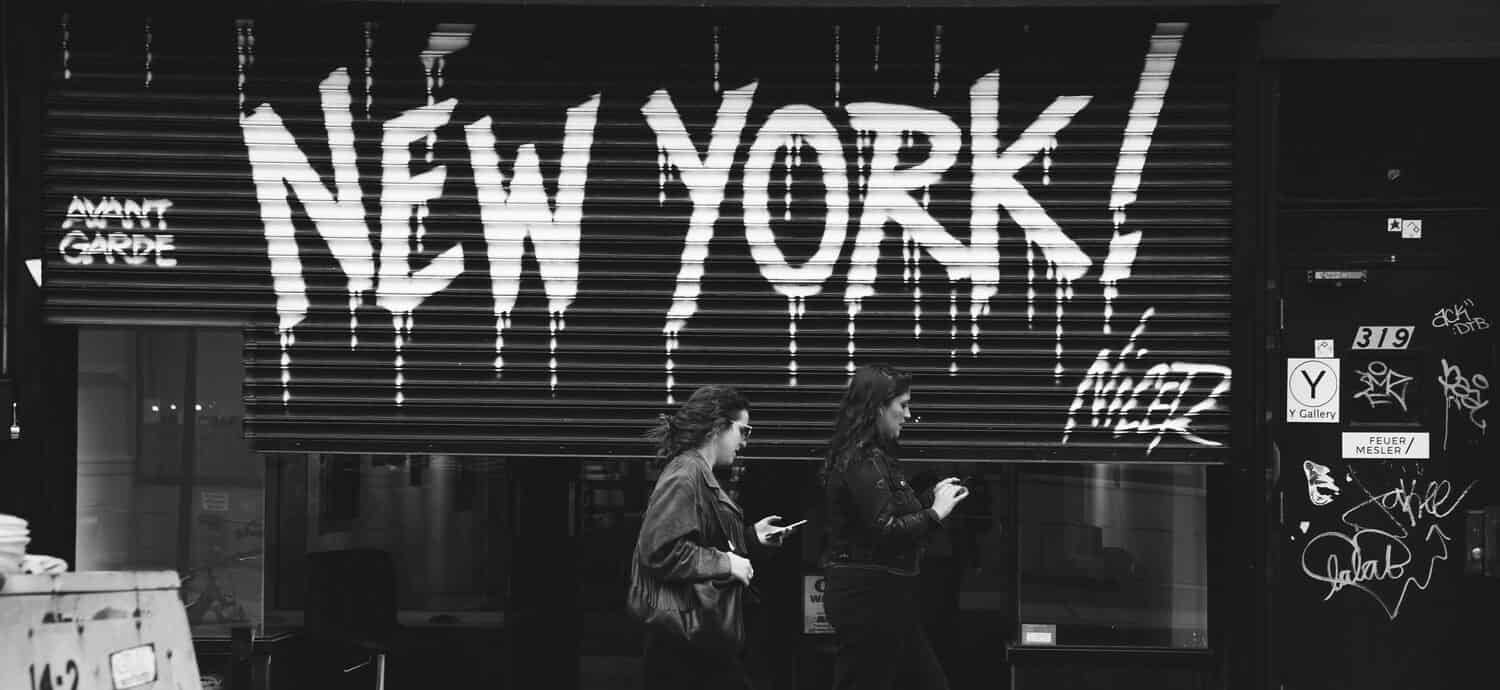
left=143, top=18, right=153, bottom=88
left=931, top=25, right=943, bottom=96
left=279, top=329, right=294, bottom=405
left=363, top=22, right=375, bottom=117
left=833, top=25, right=841, bottom=108
left=787, top=296, right=804, bottom=386
left=60, top=13, right=71, bottom=80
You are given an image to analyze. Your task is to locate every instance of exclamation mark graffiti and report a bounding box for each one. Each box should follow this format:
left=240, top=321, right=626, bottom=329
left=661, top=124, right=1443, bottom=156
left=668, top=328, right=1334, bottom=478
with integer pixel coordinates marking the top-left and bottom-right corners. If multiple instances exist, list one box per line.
left=1103, top=22, right=1185, bottom=333
left=363, top=21, right=376, bottom=119
left=712, top=24, right=721, bottom=94
left=60, top=13, right=71, bottom=80
left=873, top=25, right=881, bottom=73
left=144, top=18, right=153, bottom=88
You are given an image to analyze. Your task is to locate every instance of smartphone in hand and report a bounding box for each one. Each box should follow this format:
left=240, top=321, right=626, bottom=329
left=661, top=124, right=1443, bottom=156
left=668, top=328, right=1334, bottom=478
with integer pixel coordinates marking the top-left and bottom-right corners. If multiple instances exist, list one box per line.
left=774, top=519, right=808, bottom=534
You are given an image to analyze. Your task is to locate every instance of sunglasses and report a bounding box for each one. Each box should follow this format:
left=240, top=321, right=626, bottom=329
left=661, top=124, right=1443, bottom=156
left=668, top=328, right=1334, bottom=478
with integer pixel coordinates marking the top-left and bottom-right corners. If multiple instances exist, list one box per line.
left=730, top=420, right=753, bottom=440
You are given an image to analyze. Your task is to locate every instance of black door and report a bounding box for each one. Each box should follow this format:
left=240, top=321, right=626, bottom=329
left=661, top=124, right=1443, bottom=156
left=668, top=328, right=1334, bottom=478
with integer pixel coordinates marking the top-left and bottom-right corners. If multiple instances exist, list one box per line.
left=1275, top=250, right=1499, bottom=689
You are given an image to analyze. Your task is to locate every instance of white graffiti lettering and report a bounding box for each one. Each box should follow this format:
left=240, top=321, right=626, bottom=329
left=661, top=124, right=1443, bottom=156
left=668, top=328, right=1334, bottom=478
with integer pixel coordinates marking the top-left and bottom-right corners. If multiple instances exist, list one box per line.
left=241, top=68, right=371, bottom=342
left=465, top=95, right=601, bottom=387
left=1301, top=478, right=1472, bottom=619
left=1352, top=360, right=1413, bottom=412
left=1063, top=307, right=1231, bottom=452
left=243, top=64, right=602, bottom=402
left=1102, top=22, right=1185, bottom=333
left=744, top=104, right=849, bottom=386
left=646, top=82, right=758, bottom=400
left=58, top=230, right=176, bottom=267
left=378, top=97, right=464, bottom=405
left=1303, top=460, right=1339, bottom=507
left=57, top=196, right=176, bottom=267
left=1436, top=358, right=1489, bottom=450
left=61, top=195, right=173, bottom=231
left=1432, top=298, right=1491, bottom=335
left=231, top=22, right=1214, bottom=444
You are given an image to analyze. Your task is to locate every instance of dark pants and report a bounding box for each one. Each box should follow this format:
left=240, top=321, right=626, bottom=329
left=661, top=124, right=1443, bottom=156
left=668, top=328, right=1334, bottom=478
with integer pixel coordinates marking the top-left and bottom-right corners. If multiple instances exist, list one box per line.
left=642, top=630, right=756, bottom=690
left=825, top=568, right=951, bottom=690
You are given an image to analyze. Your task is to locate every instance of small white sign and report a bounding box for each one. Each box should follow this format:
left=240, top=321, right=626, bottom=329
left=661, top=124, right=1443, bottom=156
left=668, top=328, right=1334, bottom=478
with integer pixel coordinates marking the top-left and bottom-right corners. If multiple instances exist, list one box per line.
left=201, top=491, right=230, bottom=512
left=803, top=575, right=833, bottom=634
left=110, top=644, right=157, bottom=689
left=1386, top=217, right=1402, bottom=233
left=1288, top=358, right=1340, bottom=423
left=1401, top=219, right=1423, bottom=239
left=1020, top=623, right=1057, bottom=645
left=1315, top=339, right=1335, bottom=358
left=1351, top=325, right=1414, bottom=350
left=1342, top=432, right=1430, bottom=459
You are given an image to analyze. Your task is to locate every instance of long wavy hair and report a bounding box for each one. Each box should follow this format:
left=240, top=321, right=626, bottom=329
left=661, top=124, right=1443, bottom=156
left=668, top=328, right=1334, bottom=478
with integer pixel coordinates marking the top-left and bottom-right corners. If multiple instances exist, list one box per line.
left=644, top=385, right=750, bottom=467
left=821, top=363, right=912, bottom=484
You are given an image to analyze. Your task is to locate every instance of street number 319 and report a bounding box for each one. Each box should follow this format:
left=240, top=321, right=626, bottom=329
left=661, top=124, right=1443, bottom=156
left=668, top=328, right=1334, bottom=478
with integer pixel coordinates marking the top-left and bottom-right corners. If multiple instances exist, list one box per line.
left=1351, top=325, right=1413, bottom=350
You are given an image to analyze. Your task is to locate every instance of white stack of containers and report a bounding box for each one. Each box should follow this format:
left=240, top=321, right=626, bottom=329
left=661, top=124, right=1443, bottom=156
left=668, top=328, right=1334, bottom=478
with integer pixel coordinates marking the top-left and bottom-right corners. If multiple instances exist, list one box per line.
left=0, top=514, right=28, bottom=573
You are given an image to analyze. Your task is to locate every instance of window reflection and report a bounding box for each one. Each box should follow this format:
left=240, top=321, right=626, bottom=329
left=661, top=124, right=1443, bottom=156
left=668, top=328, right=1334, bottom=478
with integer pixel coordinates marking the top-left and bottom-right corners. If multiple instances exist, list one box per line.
left=76, top=328, right=265, bottom=634
left=1018, top=464, right=1208, bottom=648
left=266, top=454, right=510, bottom=627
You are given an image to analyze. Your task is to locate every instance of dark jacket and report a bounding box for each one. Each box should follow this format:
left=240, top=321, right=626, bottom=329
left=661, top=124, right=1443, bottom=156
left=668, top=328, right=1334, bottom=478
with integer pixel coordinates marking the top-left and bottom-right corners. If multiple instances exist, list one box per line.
left=636, top=451, right=758, bottom=584
left=820, top=441, right=942, bottom=576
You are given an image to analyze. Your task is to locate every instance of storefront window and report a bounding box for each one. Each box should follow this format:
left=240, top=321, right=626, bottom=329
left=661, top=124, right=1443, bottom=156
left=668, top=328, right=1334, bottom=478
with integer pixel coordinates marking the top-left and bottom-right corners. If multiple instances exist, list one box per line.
left=76, top=328, right=265, bottom=634
left=264, top=454, right=510, bottom=627
left=1017, top=464, right=1208, bottom=648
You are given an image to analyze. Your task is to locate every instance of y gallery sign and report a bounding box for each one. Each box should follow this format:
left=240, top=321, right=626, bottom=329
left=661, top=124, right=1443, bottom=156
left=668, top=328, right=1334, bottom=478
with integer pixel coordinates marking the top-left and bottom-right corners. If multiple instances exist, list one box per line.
left=1288, top=358, right=1340, bottom=423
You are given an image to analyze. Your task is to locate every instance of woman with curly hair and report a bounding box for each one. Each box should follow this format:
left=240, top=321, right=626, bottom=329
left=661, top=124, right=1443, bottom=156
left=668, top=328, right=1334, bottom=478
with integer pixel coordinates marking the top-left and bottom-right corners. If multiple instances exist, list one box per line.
left=820, top=363, right=970, bottom=690
left=631, top=384, right=790, bottom=690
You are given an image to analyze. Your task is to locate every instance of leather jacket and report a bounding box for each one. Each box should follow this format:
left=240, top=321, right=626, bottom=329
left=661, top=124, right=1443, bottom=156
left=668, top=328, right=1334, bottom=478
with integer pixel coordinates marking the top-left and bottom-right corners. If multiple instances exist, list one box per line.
left=820, top=441, right=942, bottom=576
left=635, top=451, right=757, bottom=583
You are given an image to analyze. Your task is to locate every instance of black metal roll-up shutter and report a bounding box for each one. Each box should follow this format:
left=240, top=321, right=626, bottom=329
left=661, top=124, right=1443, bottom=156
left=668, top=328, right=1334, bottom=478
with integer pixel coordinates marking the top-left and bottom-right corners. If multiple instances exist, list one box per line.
left=43, top=8, right=1241, bottom=461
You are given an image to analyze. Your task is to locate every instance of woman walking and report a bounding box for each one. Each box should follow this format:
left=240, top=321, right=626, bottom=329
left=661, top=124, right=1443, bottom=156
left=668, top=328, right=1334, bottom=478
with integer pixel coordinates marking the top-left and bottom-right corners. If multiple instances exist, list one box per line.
left=820, top=364, right=970, bottom=690
left=631, top=384, right=790, bottom=690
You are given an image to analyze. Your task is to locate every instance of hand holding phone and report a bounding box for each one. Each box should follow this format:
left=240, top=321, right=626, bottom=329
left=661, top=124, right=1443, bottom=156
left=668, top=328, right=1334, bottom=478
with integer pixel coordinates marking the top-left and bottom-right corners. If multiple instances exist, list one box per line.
left=774, top=519, right=808, bottom=535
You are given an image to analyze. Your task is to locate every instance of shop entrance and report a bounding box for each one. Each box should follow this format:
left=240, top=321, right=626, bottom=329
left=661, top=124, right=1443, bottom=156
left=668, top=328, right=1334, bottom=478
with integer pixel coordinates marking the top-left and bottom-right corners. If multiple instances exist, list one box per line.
left=1275, top=255, right=1499, bottom=689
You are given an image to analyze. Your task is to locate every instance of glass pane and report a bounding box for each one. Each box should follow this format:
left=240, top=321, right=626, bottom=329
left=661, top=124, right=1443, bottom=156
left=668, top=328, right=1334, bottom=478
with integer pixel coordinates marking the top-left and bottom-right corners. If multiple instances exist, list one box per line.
left=266, top=454, right=510, bottom=626
left=577, top=459, right=650, bottom=687
left=184, top=330, right=264, bottom=633
left=916, top=463, right=1014, bottom=687
left=77, top=328, right=267, bottom=634
left=77, top=329, right=179, bottom=571
left=1018, top=464, right=1208, bottom=647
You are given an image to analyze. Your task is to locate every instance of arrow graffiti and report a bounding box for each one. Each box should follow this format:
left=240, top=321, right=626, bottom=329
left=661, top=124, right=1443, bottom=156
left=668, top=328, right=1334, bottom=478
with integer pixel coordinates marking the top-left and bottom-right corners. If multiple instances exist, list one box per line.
left=1300, top=472, right=1474, bottom=620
